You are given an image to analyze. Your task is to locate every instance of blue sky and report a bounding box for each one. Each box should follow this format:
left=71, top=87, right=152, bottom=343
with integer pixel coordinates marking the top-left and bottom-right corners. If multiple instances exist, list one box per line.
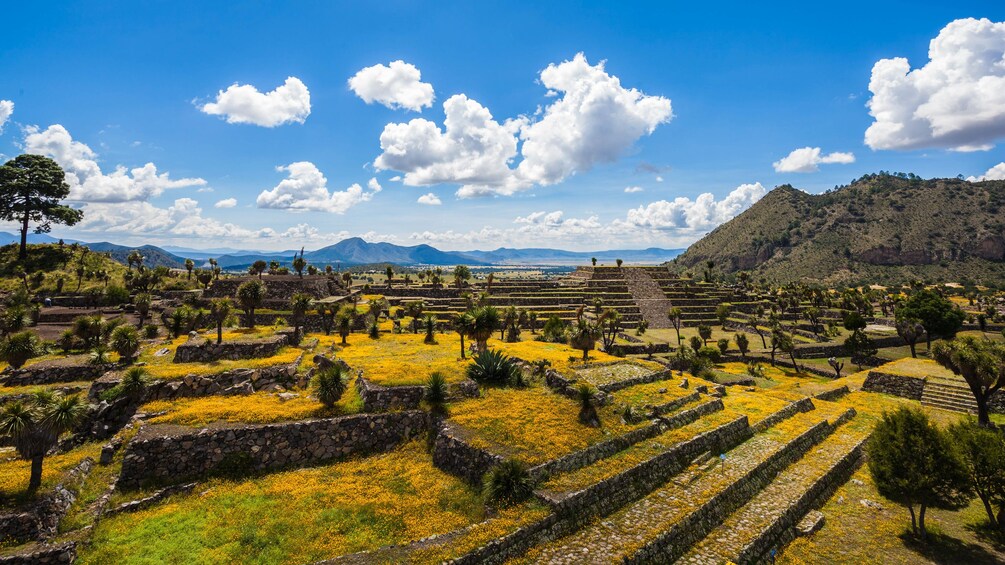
left=1, top=1, right=1004, bottom=251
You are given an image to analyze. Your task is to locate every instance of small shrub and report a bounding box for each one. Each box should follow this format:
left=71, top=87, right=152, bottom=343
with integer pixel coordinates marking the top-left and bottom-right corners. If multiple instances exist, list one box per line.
left=101, top=366, right=150, bottom=401
left=466, top=349, right=522, bottom=387
left=425, top=371, right=449, bottom=411
left=143, top=324, right=159, bottom=339
left=746, top=362, right=766, bottom=379
left=311, top=364, right=349, bottom=407
left=368, top=318, right=380, bottom=339
left=89, top=346, right=111, bottom=366
left=110, top=324, right=141, bottom=362
left=0, top=331, right=42, bottom=370
left=104, top=284, right=130, bottom=306
left=716, top=338, right=729, bottom=356
left=577, top=383, right=600, bottom=427
left=697, top=346, right=722, bottom=364
left=482, top=459, right=535, bottom=507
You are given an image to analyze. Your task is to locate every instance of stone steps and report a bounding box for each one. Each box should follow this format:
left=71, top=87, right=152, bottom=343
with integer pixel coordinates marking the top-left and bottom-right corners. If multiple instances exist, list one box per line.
left=921, top=380, right=979, bottom=414
left=680, top=417, right=867, bottom=564
left=512, top=404, right=847, bottom=564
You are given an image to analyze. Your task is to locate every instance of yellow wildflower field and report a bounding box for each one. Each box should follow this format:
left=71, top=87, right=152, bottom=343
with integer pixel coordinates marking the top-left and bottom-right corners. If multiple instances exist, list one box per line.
left=449, top=385, right=643, bottom=465
left=78, top=442, right=488, bottom=564
left=141, top=390, right=362, bottom=426
left=135, top=335, right=303, bottom=381
left=0, top=442, right=102, bottom=502
left=325, top=332, right=473, bottom=386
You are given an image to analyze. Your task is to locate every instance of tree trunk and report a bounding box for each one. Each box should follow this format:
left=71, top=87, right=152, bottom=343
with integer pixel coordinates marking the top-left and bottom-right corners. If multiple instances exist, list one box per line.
left=977, top=393, right=991, bottom=428
left=997, top=502, right=1005, bottom=535
left=248, top=308, right=255, bottom=329
left=909, top=342, right=917, bottom=358
left=217, top=322, right=223, bottom=345
left=908, top=504, right=917, bottom=534
left=919, top=504, right=928, bottom=540
left=758, top=330, right=767, bottom=349
left=19, top=211, right=29, bottom=260
left=582, top=349, right=589, bottom=362
left=459, top=334, right=465, bottom=359
left=977, top=493, right=996, bottom=527
left=29, top=455, right=43, bottom=492
left=789, top=351, right=800, bottom=373
left=926, top=333, right=932, bottom=353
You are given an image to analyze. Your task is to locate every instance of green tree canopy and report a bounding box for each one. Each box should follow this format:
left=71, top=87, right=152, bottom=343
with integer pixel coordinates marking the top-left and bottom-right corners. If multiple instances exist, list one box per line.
left=0, top=155, right=83, bottom=260
left=897, top=289, right=966, bottom=350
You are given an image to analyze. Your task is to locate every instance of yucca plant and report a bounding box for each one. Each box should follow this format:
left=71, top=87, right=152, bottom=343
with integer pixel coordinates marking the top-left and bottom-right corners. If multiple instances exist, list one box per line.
left=425, top=371, right=449, bottom=414
left=577, top=383, right=601, bottom=427
left=466, top=349, right=521, bottom=387
left=368, top=317, right=380, bottom=340
left=0, top=331, right=42, bottom=370
left=423, top=315, right=437, bottom=345
left=110, top=324, right=141, bottom=363
left=312, top=364, right=349, bottom=408
left=89, top=346, right=111, bottom=366
left=0, top=392, right=89, bottom=492
left=482, top=459, right=535, bottom=508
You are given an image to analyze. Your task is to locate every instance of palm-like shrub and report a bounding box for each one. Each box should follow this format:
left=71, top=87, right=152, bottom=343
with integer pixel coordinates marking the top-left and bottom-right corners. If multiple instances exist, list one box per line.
left=336, top=306, right=355, bottom=345
left=423, top=315, right=437, bottom=345
left=134, top=293, right=152, bottom=328
left=0, top=392, right=88, bottom=492
left=236, top=279, right=266, bottom=328
left=577, top=383, right=600, bottom=427
left=368, top=317, right=380, bottom=340
left=568, top=319, right=601, bottom=362
left=110, top=324, right=141, bottom=363
left=89, top=346, right=111, bottom=366
left=466, top=349, right=521, bottom=387
left=209, top=298, right=233, bottom=345
left=312, top=364, right=349, bottom=408
left=468, top=306, right=500, bottom=351
left=103, top=366, right=150, bottom=402
left=290, top=293, right=313, bottom=337
left=453, top=312, right=475, bottom=359
left=0, top=305, right=31, bottom=336
left=482, top=459, right=534, bottom=507
left=425, top=371, right=449, bottom=413
left=72, top=315, right=104, bottom=349
left=0, top=331, right=42, bottom=370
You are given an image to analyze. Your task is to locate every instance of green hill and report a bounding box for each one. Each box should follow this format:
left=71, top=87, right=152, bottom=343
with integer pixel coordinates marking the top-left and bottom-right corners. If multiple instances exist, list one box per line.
left=0, top=243, right=129, bottom=294
left=672, top=174, right=1005, bottom=286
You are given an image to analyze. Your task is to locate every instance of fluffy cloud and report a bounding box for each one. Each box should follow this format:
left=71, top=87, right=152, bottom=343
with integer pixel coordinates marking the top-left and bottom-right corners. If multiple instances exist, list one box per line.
left=624, top=182, right=766, bottom=232
left=214, top=198, right=237, bottom=208
left=624, top=186, right=644, bottom=193
left=200, top=77, right=311, bottom=127
left=256, top=162, right=379, bottom=213
left=772, top=147, right=855, bottom=173
left=0, top=100, right=12, bottom=133
left=374, top=53, right=673, bottom=198
left=23, top=124, right=206, bottom=202
left=417, top=193, right=442, bottom=205
left=348, top=61, right=434, bottom=111
left=967, top=162, right=1005, bottom=182
left=865, top=18, right=1005, bottom=151
left=75, top=198, right=257, bottom=241
left=374, top=94, right=524, bottom=193
left=513, top=54, right=673, bottom=189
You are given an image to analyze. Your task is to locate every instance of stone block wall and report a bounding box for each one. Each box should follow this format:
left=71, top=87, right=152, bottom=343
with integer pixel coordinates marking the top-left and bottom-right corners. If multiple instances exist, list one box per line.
left=118, top=411, right=428, bottom=489
left=861, top=371, right=926, bottom=400
left=0, top=362, right=116, bottom=387
left=172, top=333, right=291, bottom=363
left=0, top=542, right=77, bottom=564
left=356, top=377, right=424, bottom=412
left=751, top=398, right=815, bottom=434
left=0, top=458, right=92, bottom=545
left=432, top=421, right=504, bottom=486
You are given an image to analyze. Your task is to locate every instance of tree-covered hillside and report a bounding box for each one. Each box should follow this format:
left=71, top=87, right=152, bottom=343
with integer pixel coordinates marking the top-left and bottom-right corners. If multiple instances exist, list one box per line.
left=672, top=174, right=1005, bottom=286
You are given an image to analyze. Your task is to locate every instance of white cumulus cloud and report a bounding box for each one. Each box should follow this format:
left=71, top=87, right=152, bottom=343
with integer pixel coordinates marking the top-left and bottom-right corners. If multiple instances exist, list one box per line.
left=214, top=198, right=237, bottom=208
left=256, top=162, right=379, bottom=213
left=0, top=100, right=13, bottom=133
left=624, top=186, right=644, bottom=193
left=624, top=182, right=766, bottom=232
left=374, top=53, right=673, bottom=198
left=967, top=162, right=1005, bottom=182
left=865, top=18, right=1005, bottom=151
left=200, top=77, right=311, bottom=127
left=22, top=124, right=206, bottom=202
left=772, top=147, right=855, bottom=173
left=417, top=193, right=442, bottom=205
left=75, top=198, right=257, bottom=241
left=348, top=60, right=434, bottom=112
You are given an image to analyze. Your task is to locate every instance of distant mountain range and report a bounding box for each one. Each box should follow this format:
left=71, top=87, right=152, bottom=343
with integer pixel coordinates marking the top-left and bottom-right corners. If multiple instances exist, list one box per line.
left=1, top=232, right=683, bottom=269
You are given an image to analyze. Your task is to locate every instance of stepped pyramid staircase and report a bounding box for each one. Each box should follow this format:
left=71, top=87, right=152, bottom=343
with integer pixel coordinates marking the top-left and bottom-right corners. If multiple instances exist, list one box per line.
left=621, top=267, right=675, bottom=329
left=921, top=374, right=979, bottom=414
left=332, top=372, right=866, bottom=565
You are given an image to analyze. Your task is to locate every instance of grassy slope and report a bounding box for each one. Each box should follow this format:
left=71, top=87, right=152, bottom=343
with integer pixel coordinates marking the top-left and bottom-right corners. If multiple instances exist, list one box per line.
left=0, top=243, right=128, bottom=294
left=673, top=176, right=1005, bottom=286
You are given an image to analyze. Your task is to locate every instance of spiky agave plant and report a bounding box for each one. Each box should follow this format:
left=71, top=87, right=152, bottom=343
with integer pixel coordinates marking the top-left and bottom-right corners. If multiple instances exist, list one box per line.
left=482, top=459, right=535, bottom=507
left=118, top=366, right=150, bottom=401
left=466, top=349, right=521, bottom=387
left=425, top=371, right=449, bottom=413
left=312, top=364, right=349, bottom=408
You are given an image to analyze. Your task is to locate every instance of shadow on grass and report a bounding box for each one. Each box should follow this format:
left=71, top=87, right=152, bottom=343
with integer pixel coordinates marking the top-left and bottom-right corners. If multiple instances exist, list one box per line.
left=900, top=529, right=1003, bottom=564
left=964, top=519, right=1005, bottom=553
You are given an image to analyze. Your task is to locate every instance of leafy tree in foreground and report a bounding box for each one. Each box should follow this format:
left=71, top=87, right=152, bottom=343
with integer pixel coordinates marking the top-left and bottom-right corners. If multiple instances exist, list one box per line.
left=468, top=306, right=500, bottom=351
left=868, top=407, right=972, bottom=540
left=0, top=392, right=88, bottom=492
left=0, top=155, right=83, bottom=260
left=949, top=418, right=1005, bottom=534
left=933, top=337, right=1005, bottom=428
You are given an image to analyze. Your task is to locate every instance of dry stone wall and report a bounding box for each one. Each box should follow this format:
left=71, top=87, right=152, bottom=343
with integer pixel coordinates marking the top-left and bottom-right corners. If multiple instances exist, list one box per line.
left=173, top=332, right=293, bottom=363
left=861, top=371, right=926, bottom=400
left=0, top=361, right=115, bottom=387
left=0, top=542, right=77, bottom=564
left=118, top=411, right=428, bottom=488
